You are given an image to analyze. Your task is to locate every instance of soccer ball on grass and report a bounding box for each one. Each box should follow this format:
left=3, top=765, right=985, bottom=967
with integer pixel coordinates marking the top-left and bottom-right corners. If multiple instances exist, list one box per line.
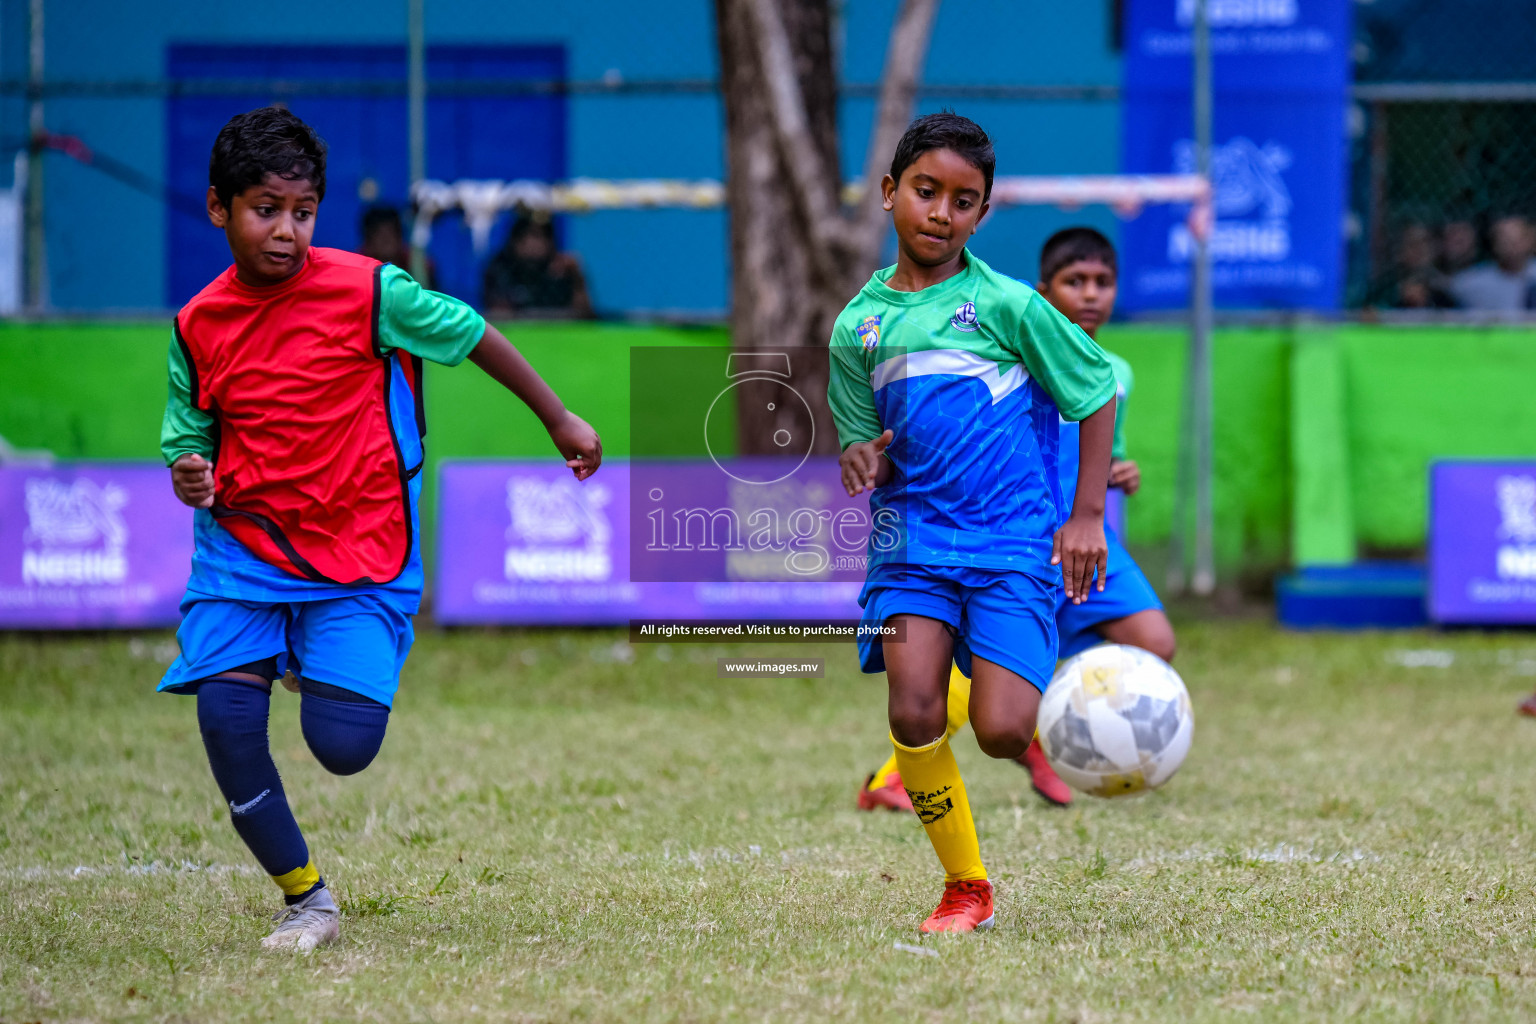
left=1036, top=644, right=1193, bottom=798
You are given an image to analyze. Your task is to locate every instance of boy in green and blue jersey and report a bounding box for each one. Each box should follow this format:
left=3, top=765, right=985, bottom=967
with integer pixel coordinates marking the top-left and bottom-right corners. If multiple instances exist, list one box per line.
left=828, top=113, right=1118, bottom=934
left=856, top=227, right=1178, bottom=815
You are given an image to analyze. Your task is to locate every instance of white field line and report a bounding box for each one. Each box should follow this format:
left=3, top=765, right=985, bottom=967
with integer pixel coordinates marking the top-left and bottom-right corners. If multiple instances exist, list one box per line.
left=662, top=843, right=842, bottom=871
left=656, top=841, right=1381, bottom=874
left=1123, top=843, right=1380, bottom=871
left=2, top=859, right=261, bottom=881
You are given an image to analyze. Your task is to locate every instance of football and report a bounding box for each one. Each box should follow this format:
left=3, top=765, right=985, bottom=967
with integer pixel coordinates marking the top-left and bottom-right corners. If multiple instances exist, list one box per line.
left=1037, top=644, right=1194, bottom=798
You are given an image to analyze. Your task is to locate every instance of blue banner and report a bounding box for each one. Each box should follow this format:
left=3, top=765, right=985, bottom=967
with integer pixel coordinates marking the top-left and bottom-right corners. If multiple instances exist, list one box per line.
left=1119, top=0, right=1351, bottom=311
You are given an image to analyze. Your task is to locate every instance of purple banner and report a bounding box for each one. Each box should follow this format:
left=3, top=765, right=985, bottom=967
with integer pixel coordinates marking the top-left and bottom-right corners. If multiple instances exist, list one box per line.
left=0, top=464, right=192, bottom=629
left=434, top=460, right=863, bottom=626
left=1429, top=461, right=1536, bottom=624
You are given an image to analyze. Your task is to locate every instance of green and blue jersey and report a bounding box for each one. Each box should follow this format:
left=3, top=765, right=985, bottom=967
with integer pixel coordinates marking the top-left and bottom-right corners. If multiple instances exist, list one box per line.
left=828, top=250, right=1116, bottom=582
left=1057, top=349, right=1133, bottom=512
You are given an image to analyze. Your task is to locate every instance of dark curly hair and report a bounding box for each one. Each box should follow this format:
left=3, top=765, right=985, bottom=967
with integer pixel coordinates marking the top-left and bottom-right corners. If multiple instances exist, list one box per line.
left=889, top=111, right=995, bottom=202
left=1039, top=226, right=1117, bottom=284
left=209, top=105, right=327, bottom=210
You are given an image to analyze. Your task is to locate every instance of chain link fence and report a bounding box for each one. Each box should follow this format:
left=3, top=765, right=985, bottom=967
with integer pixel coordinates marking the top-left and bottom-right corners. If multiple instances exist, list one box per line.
left=1347, top=0, right=1536, bottom=314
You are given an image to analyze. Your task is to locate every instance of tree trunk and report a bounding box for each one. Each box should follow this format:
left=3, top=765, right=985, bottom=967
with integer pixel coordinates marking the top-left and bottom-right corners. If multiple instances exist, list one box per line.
left=716, top=0, right=939, bottom=456
left=716, top=0, right=845, bottom=455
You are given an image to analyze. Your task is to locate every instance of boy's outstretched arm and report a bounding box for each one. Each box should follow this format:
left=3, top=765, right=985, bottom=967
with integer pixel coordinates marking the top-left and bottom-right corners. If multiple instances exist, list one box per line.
left=467, top=324, right=602, bottom=480
left=1052, top=396, right=1115, bottom=603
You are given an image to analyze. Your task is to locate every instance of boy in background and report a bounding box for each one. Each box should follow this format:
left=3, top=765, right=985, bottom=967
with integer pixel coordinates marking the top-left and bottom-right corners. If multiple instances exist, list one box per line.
left=160, top=107, right=601, bottom=951
left=857, top=227, right=1177, bottom=812
left=830, top=114, right=1118, bottom=934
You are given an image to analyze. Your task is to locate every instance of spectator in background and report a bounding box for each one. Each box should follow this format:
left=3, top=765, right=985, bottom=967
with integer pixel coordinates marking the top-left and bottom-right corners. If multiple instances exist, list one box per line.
left=482, top=209, right=594, bottom=319
left=359, top=205, right=437, bottom=291
left=1440, top=218, right=1480, bottom=277
left=1391, top=222, right=1455, bottom=309
left=1451, top=214, right=1536, bottom=311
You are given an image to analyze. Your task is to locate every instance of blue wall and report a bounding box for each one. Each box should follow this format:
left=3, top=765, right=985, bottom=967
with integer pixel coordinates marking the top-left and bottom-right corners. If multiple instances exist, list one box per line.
left=1, top=0, right=1121, bottom=313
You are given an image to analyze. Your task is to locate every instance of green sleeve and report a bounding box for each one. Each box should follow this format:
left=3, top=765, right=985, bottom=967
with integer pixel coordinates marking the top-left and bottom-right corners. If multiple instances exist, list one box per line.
left=827, top=320, right=883, bottom=451
left=377, top=263, right=487, bottom=366
left=1105, top=350, right=1134, bottom=460
left=161, top=328, right=216, bottom=467
left=1007, top=292, right=1117, bottom=422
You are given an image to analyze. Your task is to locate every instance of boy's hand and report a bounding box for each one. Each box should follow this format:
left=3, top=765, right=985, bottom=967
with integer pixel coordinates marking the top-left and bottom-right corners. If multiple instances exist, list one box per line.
left=839, top=429, right=894, bottom=496
left=1109, top=458, right=1141, bottom=495
left=548, top=410, right=602, bottom=481
left=1051, top=513, right=1108, bottom=604
left=171, top=453, right=215, bottom=508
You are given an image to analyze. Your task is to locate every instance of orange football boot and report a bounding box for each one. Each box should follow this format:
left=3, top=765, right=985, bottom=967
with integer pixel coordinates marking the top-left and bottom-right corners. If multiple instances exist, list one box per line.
left=856, top=771, right=913, bottom=812
left=919, top=878, right=995, bottom=934
left=1018, top=738, right=1073, bottom=807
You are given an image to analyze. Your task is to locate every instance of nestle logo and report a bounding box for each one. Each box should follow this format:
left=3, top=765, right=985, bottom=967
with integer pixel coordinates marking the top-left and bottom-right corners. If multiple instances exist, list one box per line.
left=502, top=476, right=613, bottom=583
left=22, top=549, right=128, bottom=586
left=22, top=478, right=130, bottom=586
left=1498, top=546, right=1536, bottom=582
left=1176, top=0, right=1297, bottom=28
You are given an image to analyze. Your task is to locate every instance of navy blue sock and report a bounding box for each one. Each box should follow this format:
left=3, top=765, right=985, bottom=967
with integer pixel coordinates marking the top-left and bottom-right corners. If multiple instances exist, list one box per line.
left=299, top=679, right=391, bottom=777
left=196, top=678, right=322, bottom=903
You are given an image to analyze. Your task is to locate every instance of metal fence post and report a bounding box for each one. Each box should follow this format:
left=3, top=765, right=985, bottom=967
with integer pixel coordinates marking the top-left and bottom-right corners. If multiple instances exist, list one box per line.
left=26, top=0, right=47, bottom=312
left=1170, top=0, right=1215, bottom=596
left=407, top=0, right=428, bottom=285
left=1190, top=0, right=1216, bottom=595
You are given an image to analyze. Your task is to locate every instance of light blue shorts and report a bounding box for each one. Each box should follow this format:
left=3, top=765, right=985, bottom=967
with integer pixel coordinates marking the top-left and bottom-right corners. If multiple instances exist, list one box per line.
left=1055, top=527, right=1163, bottom=660
left=857, top=562, right=1058, bottom=692
left=158, top=592, right=414, bottom=707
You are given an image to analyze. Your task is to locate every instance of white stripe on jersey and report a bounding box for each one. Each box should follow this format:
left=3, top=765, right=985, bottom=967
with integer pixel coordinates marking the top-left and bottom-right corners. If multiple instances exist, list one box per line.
left=869, top=348, right=1031, bottom=406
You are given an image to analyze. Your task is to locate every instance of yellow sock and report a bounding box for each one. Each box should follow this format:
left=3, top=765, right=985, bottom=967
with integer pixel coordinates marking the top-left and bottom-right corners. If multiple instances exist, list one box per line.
left=867, top=663, right=974, bottom=792
left=946, top=664, right=972, bottom=736
left=891, top=732, right=987, bottom=883
left=272, top=859, right=321, bottom=898
left=868, top=752, right=901, bottom=790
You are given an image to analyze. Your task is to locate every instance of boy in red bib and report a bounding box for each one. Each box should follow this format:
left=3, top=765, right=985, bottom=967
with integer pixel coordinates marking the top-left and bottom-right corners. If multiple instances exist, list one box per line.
left=159, top=107, right=601, bottom=951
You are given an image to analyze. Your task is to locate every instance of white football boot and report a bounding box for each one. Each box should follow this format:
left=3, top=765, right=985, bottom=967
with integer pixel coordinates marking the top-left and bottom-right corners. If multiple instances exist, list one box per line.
left=261, top=886, right=340, bottom=952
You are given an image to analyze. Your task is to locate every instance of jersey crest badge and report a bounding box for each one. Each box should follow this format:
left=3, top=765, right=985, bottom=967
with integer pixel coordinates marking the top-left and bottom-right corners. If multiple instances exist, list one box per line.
left=950, top=301, right=979, bottom=332
left=855, top=314, right=882, bottom=351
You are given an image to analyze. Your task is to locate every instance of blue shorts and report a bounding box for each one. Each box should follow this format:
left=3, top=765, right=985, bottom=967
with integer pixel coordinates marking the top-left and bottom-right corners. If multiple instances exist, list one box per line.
left=857, top=562, right=1058, bottom=692
left=158, top=592, right=414, bottom=707
left=1056, top=528, right=1163, bottom=660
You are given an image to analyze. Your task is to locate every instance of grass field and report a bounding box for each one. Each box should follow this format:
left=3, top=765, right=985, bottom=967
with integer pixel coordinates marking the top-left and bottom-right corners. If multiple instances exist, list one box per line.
left=5, top=619, right=1536, bottom=1022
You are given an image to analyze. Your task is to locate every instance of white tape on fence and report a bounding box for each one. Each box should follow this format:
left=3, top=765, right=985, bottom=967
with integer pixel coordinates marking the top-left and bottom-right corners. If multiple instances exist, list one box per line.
left=409, top=175, right=1212, bottom=252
